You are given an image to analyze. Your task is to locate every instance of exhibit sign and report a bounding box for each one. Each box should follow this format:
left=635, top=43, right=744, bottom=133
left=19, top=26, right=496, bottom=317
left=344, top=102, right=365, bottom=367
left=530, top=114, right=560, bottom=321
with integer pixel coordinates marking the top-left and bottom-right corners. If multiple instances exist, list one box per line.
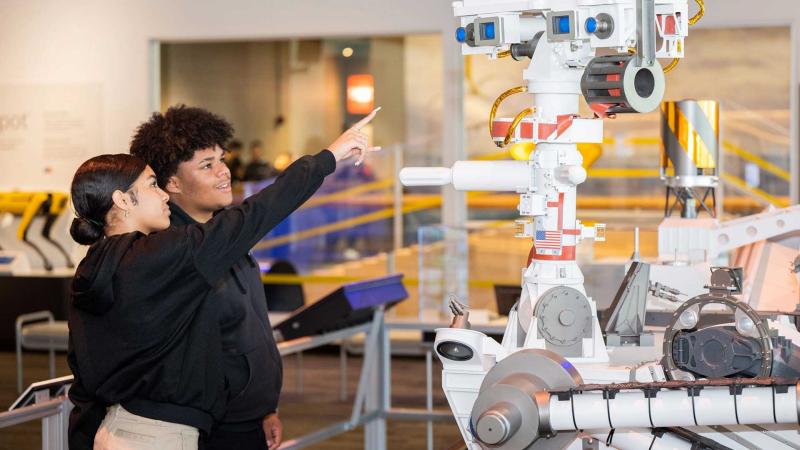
left=0, top=84, right=102, bottom=190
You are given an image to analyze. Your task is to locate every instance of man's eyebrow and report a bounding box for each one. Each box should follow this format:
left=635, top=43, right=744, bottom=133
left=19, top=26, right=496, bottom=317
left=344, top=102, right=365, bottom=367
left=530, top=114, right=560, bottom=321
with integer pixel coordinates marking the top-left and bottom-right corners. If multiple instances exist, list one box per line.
left=198, top=156, right=216, bottom=164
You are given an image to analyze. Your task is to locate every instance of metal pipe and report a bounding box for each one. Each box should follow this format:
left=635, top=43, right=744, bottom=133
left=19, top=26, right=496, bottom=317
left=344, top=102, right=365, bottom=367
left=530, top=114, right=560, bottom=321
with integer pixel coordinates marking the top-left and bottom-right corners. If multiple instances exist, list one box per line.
left=277, top=322, right=371, bottom=355
left=391, top=144, right=403, bottom=271
left=636, top=0, right=656, bottom=67
left=340, top=344, right=348, bottom=401
left=386, top=409, right=453, bottom=422
left=350, top=310, right=384, bottom=425
left=548, top=384, right=799, bottom=431
left=0, top=398, right=65, bottom=429
left=426, top=349, right=434, bottom=450
left=295, top=352, right=303, bottom=394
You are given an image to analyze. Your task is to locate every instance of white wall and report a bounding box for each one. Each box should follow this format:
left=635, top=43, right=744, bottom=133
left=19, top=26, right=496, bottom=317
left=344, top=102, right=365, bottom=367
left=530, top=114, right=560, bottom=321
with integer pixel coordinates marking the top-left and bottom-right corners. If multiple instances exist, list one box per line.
left=404, top=34, right=446, bottom=165
left=160, top=41, right=293, bottom=158
left=0, top=0, right=797, bottom=196
left=0, top=0, right=459, bottom=190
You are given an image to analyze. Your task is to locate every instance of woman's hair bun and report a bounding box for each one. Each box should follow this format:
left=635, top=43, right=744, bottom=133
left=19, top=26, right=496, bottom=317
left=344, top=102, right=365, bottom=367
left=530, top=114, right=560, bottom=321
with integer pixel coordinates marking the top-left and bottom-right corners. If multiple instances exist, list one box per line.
left=70, top=217, right=105, bottom=246
left=69, top=153, right=147, bottom=245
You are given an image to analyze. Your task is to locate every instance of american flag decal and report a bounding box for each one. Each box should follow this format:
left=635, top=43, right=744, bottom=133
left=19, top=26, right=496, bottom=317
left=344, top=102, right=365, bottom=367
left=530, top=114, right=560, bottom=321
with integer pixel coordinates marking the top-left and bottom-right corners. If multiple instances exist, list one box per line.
left=535, top=230, right=563, bottom=255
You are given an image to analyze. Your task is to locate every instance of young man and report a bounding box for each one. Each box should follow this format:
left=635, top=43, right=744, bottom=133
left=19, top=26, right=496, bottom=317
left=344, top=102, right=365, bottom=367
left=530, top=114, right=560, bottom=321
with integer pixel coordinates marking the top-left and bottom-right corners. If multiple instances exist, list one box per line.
left=130, top=105, right=378, bottom=449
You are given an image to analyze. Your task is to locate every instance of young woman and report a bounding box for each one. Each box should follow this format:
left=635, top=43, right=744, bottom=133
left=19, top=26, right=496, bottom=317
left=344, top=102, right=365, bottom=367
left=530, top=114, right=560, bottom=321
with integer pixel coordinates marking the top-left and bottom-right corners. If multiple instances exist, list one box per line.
left=67, top=111, right=379, bottom=450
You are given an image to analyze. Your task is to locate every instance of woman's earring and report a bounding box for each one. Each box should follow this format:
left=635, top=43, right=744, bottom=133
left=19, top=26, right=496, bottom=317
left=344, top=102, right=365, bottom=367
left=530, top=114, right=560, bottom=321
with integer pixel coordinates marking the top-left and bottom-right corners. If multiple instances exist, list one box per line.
left=124, top=210, right=129, bottom=218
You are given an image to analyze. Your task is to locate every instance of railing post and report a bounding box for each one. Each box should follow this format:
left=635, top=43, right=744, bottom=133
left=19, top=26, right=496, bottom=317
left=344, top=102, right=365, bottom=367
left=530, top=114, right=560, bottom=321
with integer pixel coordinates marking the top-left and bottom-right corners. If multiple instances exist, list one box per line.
left=36, top=389, right=64, bottom=450
left=364, top=307, right=387, bottom=450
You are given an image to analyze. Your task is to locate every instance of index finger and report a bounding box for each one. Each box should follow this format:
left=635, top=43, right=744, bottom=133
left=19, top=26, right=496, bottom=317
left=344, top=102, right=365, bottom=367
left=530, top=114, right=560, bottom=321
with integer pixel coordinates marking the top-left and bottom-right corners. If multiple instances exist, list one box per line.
left=351, top=107, right=381, bottom=131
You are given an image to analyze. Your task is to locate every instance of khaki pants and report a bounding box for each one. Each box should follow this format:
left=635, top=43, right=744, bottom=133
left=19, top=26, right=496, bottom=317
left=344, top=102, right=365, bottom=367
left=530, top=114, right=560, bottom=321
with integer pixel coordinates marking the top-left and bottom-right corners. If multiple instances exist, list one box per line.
left=94, top=404, right=199, bottom=450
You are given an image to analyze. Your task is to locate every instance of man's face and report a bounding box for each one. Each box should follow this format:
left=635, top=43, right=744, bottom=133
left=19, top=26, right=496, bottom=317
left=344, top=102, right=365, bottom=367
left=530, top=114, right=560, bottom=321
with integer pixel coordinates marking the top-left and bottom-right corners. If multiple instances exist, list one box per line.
left=169, top=145, right=233, bottom=214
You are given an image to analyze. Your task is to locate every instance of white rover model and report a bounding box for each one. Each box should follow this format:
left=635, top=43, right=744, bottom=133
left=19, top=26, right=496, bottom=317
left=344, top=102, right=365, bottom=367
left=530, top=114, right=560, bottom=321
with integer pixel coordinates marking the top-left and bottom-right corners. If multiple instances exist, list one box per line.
left=400, top=0, right=800, bottom=448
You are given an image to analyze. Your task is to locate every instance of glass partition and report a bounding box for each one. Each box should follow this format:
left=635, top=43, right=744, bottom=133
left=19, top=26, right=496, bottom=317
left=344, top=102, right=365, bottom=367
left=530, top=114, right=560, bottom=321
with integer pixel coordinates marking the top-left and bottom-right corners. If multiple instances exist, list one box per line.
left=159, top=26, right=794, bottom=316
left=464, top=26, right=792, bottom=219
left=160, top=36, right=446, bottom=313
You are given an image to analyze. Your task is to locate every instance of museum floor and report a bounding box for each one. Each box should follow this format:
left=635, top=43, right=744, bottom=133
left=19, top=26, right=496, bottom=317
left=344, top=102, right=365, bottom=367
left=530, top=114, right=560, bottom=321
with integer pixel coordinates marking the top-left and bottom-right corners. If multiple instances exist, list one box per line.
left=0, top=350, right=463, bottom=450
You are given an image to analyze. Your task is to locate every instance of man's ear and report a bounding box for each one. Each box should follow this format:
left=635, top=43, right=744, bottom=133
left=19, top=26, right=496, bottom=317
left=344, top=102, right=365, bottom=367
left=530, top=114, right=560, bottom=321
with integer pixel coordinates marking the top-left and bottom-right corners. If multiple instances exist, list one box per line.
left=166, top=175, right=182, bottom=195
left=111, top=190, right=130, bottom=212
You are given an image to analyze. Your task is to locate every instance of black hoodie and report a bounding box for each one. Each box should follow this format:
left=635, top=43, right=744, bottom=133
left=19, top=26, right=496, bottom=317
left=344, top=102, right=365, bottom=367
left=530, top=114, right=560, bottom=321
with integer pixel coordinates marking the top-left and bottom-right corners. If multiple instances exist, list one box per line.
left=169, top=201, right=282, bottom=432
left=67, top=150, right=336, bottom=449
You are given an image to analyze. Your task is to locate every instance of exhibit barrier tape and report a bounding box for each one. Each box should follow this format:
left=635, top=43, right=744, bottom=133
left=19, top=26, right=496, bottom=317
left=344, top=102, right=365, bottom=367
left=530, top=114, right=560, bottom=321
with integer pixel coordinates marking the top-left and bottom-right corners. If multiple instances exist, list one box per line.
left=480, top=137, right=788, bottom=183
left=539, top=135, right=787, bottom=183
left=445, top=194, right=783, bottom=209
left=475, top=149, right=511, bottom=161
left=254, top=136, right=789, bottom=251
left=722, top=141, right=791, bottom=182
left=624, top=137, right=661, bottom=146
left=252, top=196, right=443, bottom=251
left=260, top=273, right=514, bottom=288
left=721, top=173, right=790, bottom=208
left=254, top=187, right=499, bottom=251
left=294, top=146, right=519, bottom=212
left=255, top=185, right=786, bottom=251
left=291, top=133, right=523, bottom=212
left=292, top=142, right=787, bottom=213
left=300, top=179, right=393, bottom=209
left=622, top=137, right=789, bottom=182
left=587, top=168, right=660, bottom=178
left=296, top=149, right=520, bottom=211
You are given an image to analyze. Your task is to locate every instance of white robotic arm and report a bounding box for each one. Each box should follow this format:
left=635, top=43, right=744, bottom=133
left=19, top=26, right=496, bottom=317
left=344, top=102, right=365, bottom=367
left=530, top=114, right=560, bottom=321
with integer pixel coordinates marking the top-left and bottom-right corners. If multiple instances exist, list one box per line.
left=399, top=161, right=530, bottom=191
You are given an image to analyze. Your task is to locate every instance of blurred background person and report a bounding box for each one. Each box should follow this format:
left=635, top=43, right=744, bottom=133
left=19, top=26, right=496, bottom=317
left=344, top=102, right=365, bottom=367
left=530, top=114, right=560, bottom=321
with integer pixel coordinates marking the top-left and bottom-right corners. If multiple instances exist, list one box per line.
left=243, top=140, right=279, bottom=181
left=225, top=139, right=245, bottom=183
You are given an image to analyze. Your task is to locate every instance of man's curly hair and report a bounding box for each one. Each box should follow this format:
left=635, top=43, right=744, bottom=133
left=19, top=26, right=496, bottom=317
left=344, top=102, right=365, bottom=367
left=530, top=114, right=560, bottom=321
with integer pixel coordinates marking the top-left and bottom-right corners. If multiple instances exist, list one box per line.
left=130, top=105, right=234, bottom=188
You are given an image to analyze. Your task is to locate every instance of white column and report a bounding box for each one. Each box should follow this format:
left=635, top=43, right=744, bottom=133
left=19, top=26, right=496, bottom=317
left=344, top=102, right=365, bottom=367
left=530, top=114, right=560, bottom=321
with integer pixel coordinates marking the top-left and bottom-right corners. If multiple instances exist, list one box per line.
left=441, top=24, right=469, bottom=305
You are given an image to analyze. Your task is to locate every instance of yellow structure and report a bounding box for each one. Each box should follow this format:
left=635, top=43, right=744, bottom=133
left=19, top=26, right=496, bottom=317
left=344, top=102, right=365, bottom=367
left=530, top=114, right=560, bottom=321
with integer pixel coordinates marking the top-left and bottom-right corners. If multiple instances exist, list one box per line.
left=0, top=192, right=74, bottom=271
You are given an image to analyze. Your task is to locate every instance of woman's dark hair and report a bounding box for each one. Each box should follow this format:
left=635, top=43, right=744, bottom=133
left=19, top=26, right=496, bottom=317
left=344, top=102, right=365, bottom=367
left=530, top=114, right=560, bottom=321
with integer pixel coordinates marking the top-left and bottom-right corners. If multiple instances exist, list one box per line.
left=70, top=154, right=147, bottom=245
left=129, top=105, right=234, bottom=188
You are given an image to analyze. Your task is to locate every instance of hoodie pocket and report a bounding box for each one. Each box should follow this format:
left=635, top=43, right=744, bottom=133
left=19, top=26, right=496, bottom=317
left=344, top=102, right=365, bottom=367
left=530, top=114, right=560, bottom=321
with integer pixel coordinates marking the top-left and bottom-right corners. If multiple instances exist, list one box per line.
left=223, top=351, right=252, bottom=401
left=222, top=343, right=282, bottom=423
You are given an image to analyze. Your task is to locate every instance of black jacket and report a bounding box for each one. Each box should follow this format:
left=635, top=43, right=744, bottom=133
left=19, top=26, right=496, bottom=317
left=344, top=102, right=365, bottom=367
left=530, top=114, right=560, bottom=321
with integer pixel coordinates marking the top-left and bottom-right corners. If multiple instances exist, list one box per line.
left=67, top=150, right=336, bottom=449
left=168, top=201, right=280, bottom=430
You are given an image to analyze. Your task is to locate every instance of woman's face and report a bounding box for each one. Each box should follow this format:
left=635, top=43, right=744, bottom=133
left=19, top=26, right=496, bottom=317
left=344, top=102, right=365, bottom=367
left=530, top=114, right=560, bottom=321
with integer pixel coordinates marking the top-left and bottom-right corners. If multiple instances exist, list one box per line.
left=126, top=166, right=171, bottom=234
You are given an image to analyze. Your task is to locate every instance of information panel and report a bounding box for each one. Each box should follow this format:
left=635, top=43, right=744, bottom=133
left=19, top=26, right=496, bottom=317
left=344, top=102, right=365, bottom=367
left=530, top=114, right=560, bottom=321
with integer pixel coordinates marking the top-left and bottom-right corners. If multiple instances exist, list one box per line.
left=0, top=84, right=102, bottom=190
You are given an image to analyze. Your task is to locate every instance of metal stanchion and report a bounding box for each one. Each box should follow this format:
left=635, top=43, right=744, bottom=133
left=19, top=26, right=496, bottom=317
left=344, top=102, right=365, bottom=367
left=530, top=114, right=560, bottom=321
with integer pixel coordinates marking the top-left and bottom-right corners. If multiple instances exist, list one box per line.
left=426, top=348, right=434, bottom=450
left=339, top=343, right=348, bottom=401
left=296, top=351, right=303, bottom=394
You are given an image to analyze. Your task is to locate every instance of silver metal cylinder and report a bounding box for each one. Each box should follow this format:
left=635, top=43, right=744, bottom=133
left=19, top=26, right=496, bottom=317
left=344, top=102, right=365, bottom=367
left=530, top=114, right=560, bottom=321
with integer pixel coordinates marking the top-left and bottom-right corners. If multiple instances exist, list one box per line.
left=660, top=100, right=720, bottom=188
left=470, top=350, right=581, bottom=449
